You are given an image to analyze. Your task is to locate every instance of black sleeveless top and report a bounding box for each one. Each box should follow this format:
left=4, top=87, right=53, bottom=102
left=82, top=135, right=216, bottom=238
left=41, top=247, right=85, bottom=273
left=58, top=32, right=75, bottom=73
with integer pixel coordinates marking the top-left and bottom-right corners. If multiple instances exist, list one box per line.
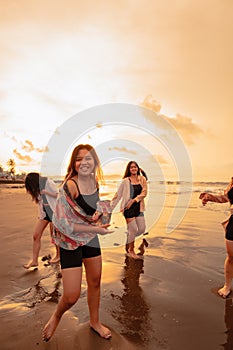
left=130, top=183, right=142, bottom=199
left=71, top=179, right=99, bottom=216
left=123, top=181, right=142, bottom=218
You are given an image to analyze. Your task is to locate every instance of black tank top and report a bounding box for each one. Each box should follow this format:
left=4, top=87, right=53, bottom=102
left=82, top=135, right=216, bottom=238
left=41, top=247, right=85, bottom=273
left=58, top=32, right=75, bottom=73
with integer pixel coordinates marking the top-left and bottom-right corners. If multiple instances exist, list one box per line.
left=70, top=179, right=99, bottom=216
left=123, top=182, right=142, bottom=218
left=130, top=183, right=142, bottom=199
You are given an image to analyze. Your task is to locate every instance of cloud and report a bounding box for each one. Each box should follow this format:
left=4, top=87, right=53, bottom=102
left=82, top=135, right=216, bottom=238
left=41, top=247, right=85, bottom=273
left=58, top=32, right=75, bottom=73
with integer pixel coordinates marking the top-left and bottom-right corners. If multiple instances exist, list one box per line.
left=4, top=134, right=49, bottom=152
left=108, top=146, right=137, bottom=155
left=141, top=95, right=161, bottom=113
left=13, top=149, right=32, bottom=162
left=4, top=132, right=18, bottom=143
left=164, top=114, right=203, bottom=145
left=96, top=123, right=103, bottom=128
left=21, top=140, right=33, bottom=152
left=153, top=154, right=168, bottom=165
left=141, top=95, right=204, bottom=145
left=21, top=139, right=49, bottom=153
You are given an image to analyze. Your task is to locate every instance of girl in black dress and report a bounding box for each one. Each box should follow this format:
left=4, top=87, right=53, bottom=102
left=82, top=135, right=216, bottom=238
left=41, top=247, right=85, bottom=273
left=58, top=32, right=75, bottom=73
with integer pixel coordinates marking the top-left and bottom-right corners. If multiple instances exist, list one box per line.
left=111, top=161, right=148, bottom=259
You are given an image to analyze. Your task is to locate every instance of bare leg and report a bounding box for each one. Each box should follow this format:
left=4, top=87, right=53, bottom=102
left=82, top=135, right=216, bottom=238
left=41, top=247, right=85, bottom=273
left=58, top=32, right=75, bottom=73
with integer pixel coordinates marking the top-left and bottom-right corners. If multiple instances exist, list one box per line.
left=126, top=216, right=145, bottom=253
left=50, top=244, right=60, bottom=263
left=48, top=223, right=60, bottom=263
left=135, top=215, right=146, bottom=236
left=218, top=240, right=233, bottom=298
left=42, top=266, right=82, bottom=341
left=84, top=255, right=111, bottom=339
left=135, top=216, right=147, bottom=255
left=24, top=219, right=49, bottom=269
left=126, top=219, right=141, bottom=259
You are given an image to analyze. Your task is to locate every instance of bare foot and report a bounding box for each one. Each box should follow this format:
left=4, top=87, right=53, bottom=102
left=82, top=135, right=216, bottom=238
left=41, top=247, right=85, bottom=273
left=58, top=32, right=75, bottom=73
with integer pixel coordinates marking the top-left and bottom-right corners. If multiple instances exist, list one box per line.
left=137, top=242, right=145, bottom=255
left=42, top=314, right=61, bottom=342
left=50, top=257, right=60, bottom=264
left=90, top=322, right=111, bottom=339
left=218, top=285, right=231, bottom=299
left=128, top=250, right=142, bottom=260
left=23, top=261, right=38, bottom=269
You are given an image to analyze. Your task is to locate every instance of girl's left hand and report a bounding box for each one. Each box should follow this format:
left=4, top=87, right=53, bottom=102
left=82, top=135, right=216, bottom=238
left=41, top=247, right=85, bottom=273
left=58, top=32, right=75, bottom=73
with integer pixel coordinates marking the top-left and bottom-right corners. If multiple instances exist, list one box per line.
left=125, top=199, right=135, bottom=210
left=97, top=224, right=114, bottom=235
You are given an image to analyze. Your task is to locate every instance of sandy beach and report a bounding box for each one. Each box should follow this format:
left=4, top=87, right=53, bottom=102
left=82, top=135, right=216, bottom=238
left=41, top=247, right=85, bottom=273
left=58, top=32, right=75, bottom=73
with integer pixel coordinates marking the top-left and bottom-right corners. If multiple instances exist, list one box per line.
left=0, top=183, right=232, bottom=350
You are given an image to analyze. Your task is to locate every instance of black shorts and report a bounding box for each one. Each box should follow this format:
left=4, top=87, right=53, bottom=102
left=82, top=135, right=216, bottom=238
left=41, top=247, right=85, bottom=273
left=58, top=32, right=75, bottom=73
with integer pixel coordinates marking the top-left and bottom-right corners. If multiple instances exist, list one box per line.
left=124, top=203, right=140, bottom=218
left=226, top=215, right=233, bottom=241
left=42, top=205, right=52, bottom=222
left=124, top=209, right=144, bottom=219
left=60, top=235, right=101, bottom=269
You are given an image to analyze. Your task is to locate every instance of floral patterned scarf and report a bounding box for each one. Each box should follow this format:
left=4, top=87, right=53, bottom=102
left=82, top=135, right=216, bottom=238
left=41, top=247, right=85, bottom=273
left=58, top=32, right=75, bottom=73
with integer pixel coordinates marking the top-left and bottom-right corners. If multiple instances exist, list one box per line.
left=51, top=181, right=98, bottom=250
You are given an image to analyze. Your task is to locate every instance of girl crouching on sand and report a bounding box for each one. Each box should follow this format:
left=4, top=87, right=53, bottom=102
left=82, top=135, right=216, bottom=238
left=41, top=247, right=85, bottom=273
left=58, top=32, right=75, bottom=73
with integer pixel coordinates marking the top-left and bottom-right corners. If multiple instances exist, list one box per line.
left=24, top=172, right=60, bottom=269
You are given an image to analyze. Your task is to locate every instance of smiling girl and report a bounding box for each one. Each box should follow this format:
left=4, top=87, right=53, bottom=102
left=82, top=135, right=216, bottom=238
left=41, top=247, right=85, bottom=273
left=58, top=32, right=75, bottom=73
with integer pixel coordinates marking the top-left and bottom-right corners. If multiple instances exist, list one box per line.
left=42, top=144, right=113, bottom=341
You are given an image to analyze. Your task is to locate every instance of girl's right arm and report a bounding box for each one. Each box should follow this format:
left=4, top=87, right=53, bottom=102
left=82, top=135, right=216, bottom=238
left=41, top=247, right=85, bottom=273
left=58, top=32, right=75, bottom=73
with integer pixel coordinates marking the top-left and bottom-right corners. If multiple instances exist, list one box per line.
left=199, top=192, right=229, bottom=206
left=43, top=178, right=59, bottom=197
left=110, top=180, right=124, bottom=211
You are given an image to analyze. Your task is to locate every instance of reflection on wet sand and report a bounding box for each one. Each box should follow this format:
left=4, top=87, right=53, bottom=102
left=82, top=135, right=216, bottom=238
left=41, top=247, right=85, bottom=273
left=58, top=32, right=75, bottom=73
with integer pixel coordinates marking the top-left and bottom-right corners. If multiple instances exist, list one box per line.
left=223, top=297, right=233, bottom=349
left=110, top=252, right=152, bottom=345
left=0, top=264, right=61, bottom=313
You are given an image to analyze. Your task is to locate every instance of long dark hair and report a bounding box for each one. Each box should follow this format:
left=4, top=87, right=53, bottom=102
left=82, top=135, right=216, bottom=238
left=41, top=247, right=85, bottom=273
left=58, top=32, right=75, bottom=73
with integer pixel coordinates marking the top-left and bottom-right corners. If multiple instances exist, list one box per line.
left=25, top=172, right=41, bottom=203
left=123, top=161, right=148, bottom=180
left=64, top=144, right=103, bottom=183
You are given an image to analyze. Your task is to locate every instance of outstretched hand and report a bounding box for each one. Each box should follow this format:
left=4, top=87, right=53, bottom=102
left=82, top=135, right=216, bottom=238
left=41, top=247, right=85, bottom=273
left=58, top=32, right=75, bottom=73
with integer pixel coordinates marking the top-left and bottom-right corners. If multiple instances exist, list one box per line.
left=199, top=192, right=209, bottom=206
left=98, top=224, right=114, bottom=235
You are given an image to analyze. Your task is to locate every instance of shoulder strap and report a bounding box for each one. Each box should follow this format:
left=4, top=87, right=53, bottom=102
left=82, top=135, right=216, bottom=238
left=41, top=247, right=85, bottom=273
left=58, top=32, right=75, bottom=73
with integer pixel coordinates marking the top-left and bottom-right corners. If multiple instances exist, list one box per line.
left=69, top=177, right=98, bottom=194
left=63, top=182, right=94, bottom=224
left=69, top=178, right=80, bottom=191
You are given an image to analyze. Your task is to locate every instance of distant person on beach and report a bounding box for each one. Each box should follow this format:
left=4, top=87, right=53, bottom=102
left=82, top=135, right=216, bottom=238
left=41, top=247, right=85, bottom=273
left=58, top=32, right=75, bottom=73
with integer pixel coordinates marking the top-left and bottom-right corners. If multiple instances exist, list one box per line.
left=42, top=144, right=113, bottom=342
left=24, top=172, right=60, bottom=269
left=111, top=161, right=148, bottom=260
left=224, top=177, right=233, bottom=195
left=200, top=177, right=233, bottom=206
left=200, top=180, right=233, bottom=298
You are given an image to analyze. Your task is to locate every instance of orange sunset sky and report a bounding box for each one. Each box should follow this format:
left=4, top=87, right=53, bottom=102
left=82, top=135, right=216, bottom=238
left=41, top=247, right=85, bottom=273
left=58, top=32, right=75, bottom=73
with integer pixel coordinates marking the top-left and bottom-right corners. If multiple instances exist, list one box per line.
left=0, top=0, right=232, bottom=182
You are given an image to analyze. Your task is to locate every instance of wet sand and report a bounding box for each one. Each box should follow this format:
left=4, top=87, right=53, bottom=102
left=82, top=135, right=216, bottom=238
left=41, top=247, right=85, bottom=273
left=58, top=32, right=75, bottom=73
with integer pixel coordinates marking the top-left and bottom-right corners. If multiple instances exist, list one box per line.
left=0, top=186, right=232, bottom=349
